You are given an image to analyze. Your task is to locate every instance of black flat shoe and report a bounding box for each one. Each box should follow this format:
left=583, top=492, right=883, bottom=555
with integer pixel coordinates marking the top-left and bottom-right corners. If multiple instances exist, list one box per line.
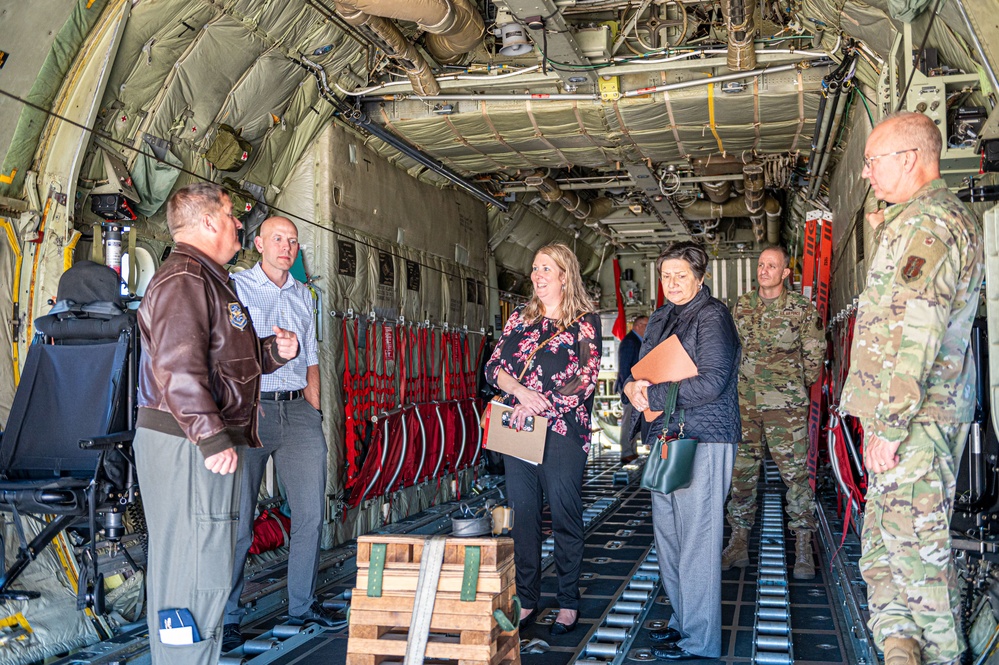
left=649, top=627, right=681, bottom=644
left=518, top=608, right=538, bottom=630
left=651, top=643, right=707, bottom=661
left=549, top=612, right=579, bottom=636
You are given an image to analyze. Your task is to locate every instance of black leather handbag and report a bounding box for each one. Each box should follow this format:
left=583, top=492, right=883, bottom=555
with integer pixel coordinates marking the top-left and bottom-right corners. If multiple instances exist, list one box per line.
left=639, top=383, right=698, bottom=494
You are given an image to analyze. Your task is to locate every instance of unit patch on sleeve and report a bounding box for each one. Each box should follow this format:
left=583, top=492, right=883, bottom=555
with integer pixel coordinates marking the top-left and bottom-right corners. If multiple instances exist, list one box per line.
left=900, top=256, right=926, bottom=283
left=896, top=229, right=948, bottom=291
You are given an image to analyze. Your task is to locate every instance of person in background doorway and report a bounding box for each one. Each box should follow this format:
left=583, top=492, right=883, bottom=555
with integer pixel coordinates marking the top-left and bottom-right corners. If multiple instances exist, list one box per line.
left=222, top=217, right=342, bottom=653
left=723, top=245, right=825, bottom=579
left=616, top=315, right=648, bottom=463
left=485, top=242, right=601, bottom=637
left=134, top=183, right=298, bottom=665
left=844, top=111, right=984, bottom=665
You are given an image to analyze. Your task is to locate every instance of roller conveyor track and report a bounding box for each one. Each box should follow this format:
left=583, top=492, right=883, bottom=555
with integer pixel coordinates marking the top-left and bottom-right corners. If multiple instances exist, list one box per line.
left=44, top=451, right=876, bottom=664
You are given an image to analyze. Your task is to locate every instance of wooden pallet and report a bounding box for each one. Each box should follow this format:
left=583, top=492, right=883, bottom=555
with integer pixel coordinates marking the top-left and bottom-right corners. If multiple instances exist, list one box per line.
left=348, top=535, right=521, bottom=665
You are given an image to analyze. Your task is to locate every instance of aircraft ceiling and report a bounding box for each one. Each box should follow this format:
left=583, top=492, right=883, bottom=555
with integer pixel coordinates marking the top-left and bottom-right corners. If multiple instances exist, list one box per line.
left=2, top=0, right=998, bottom=269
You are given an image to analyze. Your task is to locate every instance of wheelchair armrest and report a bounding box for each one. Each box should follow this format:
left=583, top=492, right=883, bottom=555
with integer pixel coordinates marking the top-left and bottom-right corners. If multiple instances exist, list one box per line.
left=79, top=430, right=135, bottom=450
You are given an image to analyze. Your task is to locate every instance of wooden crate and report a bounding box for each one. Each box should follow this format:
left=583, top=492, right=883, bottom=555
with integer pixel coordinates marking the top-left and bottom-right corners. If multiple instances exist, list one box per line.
left=348, top=535, right=521, bottom=665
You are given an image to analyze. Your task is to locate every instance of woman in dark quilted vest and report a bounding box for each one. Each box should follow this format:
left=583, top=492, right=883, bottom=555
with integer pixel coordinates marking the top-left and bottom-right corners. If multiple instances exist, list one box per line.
left=485, top=242, right=601, bottom=637
left=623, top=241, right=741, bottom=661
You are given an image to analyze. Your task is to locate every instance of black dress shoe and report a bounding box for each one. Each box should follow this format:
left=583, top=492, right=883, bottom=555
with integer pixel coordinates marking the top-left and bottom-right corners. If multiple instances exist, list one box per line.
left=549, top=612, right=579, bottom=636
left=518, top=608, right=538, bottom=629
left=649, top=627, right=682, bottom=644
left=221, top=623, right=242, bottom=653
left=651, top=643, right=707, bottom=661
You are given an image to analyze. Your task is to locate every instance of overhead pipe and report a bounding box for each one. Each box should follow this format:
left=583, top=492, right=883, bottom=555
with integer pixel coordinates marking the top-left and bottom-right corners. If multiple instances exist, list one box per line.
left=523, top=171, right=613, bottom=220
left=807, top=81, right=850, bottom=198
left=680, top=195, right=780, bottom=221
left=622, top=61, right=820, bottom=97
left=743, top=163, right=765, bottom=213
left=954, top=0, right=999, bottom=105
left=700, top=180, right=732, bottom=204
left=365, top=59, right=831, bottom=103
left=333, top=4, right=440, bottom=95
left=692, top=153, right=755, bottom=176
left=299, top=56, right=508, bottom=211
left=338, top=0, right=485, bottom=64
left=806, top=51, right=858, bottom=199
left=721, top=0, right=756, bottom=71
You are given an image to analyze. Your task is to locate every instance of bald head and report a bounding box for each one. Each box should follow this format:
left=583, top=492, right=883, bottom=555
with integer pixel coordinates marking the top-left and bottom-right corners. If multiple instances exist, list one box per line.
left=254, top=216, right=300, bottom=284
left=863, top=112, right=942, bottom=203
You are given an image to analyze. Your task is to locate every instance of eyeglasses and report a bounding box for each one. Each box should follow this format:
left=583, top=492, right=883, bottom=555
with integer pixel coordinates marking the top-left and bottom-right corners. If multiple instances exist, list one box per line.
left=863, top=148, right=919, bottom=169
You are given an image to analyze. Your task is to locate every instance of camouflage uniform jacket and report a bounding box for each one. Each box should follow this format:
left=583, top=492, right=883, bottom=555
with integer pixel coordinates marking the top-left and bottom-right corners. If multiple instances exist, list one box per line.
left=841, top=178, right=984, bottom=442
left=735, top=288, right=825, bottom=411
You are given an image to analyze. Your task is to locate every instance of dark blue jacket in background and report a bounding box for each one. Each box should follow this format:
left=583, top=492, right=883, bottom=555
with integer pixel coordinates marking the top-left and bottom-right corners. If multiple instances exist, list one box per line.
left=625, top=285, right=741, bottom=444
left=616, top=330, right=643, bottom=401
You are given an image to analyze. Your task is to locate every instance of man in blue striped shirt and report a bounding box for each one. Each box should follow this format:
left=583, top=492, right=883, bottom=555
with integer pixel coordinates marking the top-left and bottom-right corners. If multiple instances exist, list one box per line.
left=222, top=217, right=339, bottom=650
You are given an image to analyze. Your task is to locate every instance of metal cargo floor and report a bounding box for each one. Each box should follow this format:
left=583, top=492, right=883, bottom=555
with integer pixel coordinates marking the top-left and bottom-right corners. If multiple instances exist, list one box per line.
left=47, top=448, right=874, bottom=665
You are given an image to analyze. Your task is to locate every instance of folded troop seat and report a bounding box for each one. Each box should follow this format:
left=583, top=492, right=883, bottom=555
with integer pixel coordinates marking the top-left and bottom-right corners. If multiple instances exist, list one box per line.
left=0, top=261, right=139, bottom=612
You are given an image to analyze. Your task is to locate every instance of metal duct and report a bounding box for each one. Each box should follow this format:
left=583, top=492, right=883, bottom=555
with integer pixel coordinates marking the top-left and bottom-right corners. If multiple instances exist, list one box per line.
left=523, top=171, right=613, bottom=220
left=334, top=3, right=440, bottom=95
left=765, top=209, right=780, bottom=245
left=722, top=0, right=756, bottom=71
left=700, top=180, right=732, bottom=204
left=340, top=0, right=485, bottom=64
left=681, top=195, right=780, bottom=220
left=692, top=153, right=755, bottom=176
left=743, top=163, right=764, bottom=213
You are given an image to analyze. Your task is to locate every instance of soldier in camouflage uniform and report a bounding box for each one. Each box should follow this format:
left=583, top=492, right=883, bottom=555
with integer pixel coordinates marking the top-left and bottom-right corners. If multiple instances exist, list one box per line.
left=842, top=112, right=984, bottom=665
left=722, top=246, right=825, bottom=579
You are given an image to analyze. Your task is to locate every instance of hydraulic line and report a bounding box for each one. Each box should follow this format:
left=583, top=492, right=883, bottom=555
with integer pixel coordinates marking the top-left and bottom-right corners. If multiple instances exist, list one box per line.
left=299, top=57, right=508, bottom=212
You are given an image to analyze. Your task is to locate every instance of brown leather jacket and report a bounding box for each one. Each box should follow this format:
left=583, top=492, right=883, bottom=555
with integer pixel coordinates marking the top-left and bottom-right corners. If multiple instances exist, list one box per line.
left=136, top=243, right=291, bottom=457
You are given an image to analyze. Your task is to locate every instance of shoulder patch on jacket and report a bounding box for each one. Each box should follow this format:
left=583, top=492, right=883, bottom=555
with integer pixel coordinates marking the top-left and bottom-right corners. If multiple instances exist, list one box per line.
left=228, top=302, right=249, bottom=330
left=897, top=229, right=947, bottom=291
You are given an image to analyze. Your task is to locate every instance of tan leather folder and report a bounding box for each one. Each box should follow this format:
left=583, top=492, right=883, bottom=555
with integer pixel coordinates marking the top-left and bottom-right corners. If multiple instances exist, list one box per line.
left=483, top=401, right=547, bottom=464
left=629, top=335, right=698, bottom=421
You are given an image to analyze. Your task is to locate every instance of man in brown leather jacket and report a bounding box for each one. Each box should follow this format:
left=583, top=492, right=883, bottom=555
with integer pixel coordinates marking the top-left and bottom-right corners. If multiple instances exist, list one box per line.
left=133, top=182, right=299, bottom=665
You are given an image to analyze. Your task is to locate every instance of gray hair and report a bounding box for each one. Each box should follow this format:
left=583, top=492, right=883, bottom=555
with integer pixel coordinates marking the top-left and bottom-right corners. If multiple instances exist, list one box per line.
left=166, top=182, right=228, bottom=237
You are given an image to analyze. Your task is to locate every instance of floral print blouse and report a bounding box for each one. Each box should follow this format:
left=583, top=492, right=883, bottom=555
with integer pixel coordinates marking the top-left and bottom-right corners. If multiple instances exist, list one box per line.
left=485, top=307, right=602, bottom=453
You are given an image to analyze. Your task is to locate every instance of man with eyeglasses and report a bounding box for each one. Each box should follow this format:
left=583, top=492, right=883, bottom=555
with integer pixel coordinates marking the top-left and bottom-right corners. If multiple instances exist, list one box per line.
left=843, top=111, right=984, bottom=665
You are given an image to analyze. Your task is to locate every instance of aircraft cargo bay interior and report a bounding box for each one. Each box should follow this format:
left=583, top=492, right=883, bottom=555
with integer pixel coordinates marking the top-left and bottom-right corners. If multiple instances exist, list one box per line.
left=1, top=0, right=999, bottom=663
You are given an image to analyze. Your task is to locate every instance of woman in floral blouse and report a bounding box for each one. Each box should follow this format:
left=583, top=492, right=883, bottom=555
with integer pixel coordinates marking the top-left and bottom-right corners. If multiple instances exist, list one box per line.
left=485, top=242, right=602, bottom=637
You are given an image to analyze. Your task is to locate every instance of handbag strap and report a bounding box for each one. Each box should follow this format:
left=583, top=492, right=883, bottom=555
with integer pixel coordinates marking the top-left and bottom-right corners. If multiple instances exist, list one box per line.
left=656, top=383, right=682, bottom=440
left=516, top=313, right=585, bottom=382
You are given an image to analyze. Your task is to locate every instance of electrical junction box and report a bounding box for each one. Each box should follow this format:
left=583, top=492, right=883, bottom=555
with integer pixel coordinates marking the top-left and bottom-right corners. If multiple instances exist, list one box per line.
left=575, top=26, right=612, bottom=63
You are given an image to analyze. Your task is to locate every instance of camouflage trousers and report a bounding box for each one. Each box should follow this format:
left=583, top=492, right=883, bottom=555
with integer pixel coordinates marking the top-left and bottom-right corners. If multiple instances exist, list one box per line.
left=725, top=403, right=816, bottom=532
left=860, top=420, right=970, bottom=665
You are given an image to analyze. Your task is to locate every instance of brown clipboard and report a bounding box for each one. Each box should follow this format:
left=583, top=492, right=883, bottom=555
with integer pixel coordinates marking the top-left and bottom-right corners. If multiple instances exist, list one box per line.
left=629, top=335, right=698, bottom=421
left=482, top=401, right=547, bottom=464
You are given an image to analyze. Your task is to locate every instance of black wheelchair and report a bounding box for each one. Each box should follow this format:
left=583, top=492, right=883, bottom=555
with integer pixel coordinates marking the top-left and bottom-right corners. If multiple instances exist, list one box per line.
left=0, top=261, right=139, bottom=613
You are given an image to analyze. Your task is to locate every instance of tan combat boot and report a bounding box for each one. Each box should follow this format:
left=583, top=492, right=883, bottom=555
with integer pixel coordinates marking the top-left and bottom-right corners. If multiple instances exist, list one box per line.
left=721, top=527, right=750, bottom=570
left=883, top=636, right=921, bottom=665
left=793, top=530, right=816, bottom=580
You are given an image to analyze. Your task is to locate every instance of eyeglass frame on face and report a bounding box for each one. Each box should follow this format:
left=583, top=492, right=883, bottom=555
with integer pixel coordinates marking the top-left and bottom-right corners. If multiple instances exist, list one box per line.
left=863, top=148, right=919, bottom=169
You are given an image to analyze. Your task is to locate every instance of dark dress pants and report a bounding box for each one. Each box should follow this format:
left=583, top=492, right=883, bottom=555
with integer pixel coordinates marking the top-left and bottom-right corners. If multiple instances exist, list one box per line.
left=504, top=432, right=587, bottom=610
